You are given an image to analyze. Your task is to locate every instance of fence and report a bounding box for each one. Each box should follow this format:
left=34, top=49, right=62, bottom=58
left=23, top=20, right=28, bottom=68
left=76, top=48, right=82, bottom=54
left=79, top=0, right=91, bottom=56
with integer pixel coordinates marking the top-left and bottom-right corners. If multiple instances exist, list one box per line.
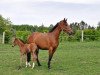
left=0, top=34, right=2, bottom=44
left=0, top=32, right=5, bottom=44
left=1, top=30, right=100, bottom=44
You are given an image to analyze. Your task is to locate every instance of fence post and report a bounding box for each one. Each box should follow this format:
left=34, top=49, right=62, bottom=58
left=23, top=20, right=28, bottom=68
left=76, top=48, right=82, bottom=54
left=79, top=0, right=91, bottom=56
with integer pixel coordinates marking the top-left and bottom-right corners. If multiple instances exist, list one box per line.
left=2, top=32, right=5, bottom=44
left=81, top=30, right=84, bottom=42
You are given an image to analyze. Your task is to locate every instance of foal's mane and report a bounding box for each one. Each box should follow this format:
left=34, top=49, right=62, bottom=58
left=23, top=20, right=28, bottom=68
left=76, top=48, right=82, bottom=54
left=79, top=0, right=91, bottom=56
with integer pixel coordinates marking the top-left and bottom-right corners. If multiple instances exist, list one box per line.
left=49, top=23, right=59, bottom=32
left=18, top=38, right=26, bottom=44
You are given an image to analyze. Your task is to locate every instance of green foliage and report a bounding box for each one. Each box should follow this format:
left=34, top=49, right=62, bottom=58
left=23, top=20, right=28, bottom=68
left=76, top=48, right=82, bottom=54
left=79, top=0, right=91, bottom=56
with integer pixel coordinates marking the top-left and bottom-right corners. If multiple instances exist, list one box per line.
left=67, top=30, right=81, bottom=42
left=1, top=30, right=31, bottom=44
left=1, top=15, right=100, bottom=43
left=97, top=22, right=100, bottom=30
left=37, top=25, right=49, bottom=32
left=84, top=29, right=99, bottom=41
left=5, top=30, right=13, bottom=44
left=67, top=29, right=100, bottom=41
left=59, top=32, right=68, bottom=42
left=12, top=24, right=50, bottom=33
left=0, top=15, right=12, bottom=34
left=16, top=31, right=31, bottom=42
left=74, top=30, right=82, bottom=41
left=12, top=25, right=36, bottom=32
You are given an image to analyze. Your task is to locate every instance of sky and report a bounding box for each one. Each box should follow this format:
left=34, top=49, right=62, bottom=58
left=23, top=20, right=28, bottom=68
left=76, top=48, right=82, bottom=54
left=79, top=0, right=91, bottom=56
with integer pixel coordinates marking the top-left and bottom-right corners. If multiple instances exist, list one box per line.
left=0, top=0, right=100, bottom=27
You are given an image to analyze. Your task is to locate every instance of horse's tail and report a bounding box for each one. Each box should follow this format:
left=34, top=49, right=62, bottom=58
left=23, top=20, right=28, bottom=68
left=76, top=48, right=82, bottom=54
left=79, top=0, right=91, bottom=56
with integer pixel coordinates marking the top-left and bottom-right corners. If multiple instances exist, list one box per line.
left=27, top=52, right=31, bottom=62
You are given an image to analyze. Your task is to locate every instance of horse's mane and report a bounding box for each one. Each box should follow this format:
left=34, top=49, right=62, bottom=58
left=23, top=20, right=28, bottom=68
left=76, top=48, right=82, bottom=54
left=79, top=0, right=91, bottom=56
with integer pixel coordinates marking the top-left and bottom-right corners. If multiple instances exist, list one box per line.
left=49, top=23, right=59, bottom=32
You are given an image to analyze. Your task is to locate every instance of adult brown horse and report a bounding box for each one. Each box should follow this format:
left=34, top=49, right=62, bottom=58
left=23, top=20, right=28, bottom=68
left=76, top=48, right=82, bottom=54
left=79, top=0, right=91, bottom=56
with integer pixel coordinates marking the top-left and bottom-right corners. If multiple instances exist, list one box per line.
left=27, top=18, right=73, bottom=69
left=12, top=38, right=37, bottom=69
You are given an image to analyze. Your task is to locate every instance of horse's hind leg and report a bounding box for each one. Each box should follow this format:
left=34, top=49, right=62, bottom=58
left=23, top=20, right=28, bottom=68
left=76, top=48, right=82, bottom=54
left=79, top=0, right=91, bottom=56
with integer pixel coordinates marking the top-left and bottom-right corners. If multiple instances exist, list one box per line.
left=36, top=50, right=41, bottom=66
left=26, top=52, right=31, bottom=67
left=32, top=52, right=37, bottom=69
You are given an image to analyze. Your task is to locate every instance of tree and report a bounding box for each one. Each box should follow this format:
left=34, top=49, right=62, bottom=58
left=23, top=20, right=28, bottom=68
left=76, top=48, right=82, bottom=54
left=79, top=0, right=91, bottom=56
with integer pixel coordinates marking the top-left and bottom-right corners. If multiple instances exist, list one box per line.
left=79, top=21, right=88, bottom=30
left=88, top=25, right=95, bottom=29
left=97, top=22, right=100, bottom=30
left=70, top=22, right=80, bottom=34
left=49, top=24, right=54, bottom=31
left=12, top=24, right=36, bottom=32
left=0, top=15, right=12, bottom=34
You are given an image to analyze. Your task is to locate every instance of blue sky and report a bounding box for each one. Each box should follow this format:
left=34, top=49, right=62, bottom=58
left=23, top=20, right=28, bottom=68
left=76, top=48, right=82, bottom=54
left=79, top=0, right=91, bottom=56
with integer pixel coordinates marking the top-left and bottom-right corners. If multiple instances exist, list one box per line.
left=0, top=0, right=100, bottom=27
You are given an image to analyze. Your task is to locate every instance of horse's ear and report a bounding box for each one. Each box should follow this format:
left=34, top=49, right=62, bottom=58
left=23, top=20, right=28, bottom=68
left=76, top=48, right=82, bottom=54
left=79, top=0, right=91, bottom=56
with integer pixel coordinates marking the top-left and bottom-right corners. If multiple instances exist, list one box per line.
left=64, top=18, right=67, bottom=21
left=64, top=18, right=66, bottom=21
left=66, top=18, right=67, bottom=21
left=63, top=18, right=67, bottom=22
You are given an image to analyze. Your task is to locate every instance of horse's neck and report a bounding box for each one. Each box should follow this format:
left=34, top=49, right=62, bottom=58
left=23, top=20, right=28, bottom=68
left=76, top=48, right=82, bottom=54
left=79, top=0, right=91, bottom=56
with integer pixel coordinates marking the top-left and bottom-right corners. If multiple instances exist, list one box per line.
left=17, top=40, right=24, bottom=48
left=51, top=26, right=61, bottom=40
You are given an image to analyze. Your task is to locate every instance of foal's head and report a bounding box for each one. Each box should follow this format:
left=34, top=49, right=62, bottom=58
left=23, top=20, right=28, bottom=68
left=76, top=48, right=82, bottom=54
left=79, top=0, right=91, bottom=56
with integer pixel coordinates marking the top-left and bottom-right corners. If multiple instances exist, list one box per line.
left=12, top=38, right=18, bottom=47
left=59, top=18, right=73, bottom=35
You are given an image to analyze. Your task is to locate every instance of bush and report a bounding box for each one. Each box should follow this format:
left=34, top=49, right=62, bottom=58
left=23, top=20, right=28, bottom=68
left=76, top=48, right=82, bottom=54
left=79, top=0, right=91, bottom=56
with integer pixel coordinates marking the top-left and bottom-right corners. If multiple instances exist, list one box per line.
left=84, top=29, right=99, bottom=41
left=3, top=30, right=31, bottom=44
left=74, top=30, right=81, bottom=41
left=67, top=29, right=100, bottom=42
left=16, top=31, right=31, bottom=42
left=5, top=30, right=13, bottom=44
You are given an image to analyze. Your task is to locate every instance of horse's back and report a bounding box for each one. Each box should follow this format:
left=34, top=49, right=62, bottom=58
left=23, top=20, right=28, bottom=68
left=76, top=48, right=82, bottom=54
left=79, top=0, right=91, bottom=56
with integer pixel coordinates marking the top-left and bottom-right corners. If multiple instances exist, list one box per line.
left=28, top=32, right=54, bottom=50
left=28, top=32, right=38, bottom=43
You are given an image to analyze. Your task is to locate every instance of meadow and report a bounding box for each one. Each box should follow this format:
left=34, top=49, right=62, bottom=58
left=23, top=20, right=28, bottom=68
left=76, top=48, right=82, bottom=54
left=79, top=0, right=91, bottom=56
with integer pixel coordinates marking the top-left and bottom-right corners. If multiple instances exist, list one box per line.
left=0, top=41, right=100, bottom=75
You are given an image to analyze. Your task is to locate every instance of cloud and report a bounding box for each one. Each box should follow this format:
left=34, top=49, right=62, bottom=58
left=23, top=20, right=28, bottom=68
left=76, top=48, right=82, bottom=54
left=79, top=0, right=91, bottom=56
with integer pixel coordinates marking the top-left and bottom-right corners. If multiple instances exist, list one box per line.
left=0, top=0, right=100, bottom=4
left=0, top=0, right=100, bottom=26
left=50, top=0, right=100, bottom=4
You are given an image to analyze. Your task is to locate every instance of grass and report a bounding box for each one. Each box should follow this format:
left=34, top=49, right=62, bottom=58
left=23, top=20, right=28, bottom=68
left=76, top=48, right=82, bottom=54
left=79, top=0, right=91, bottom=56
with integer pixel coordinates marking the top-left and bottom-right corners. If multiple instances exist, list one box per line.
left=0, top=41, right=100, bottom=75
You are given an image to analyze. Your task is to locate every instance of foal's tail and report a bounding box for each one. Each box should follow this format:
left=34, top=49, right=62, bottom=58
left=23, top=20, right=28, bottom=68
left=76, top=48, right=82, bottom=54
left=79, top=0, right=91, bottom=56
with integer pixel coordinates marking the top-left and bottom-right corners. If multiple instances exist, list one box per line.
left=27, top=52, right=31, bottom=62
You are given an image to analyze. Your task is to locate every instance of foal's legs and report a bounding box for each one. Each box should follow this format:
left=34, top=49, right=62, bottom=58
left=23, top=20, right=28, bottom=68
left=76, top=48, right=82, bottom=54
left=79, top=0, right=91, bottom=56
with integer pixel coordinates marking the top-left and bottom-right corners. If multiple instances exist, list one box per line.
left=48, top=48, right=56, bottom=69
left=32, top=52, right=37, bottom=69
left=26, top=52, right=31, bottom=67
left=18, top=54, right=23, bottom=70
left=36, top=50, right=41, bottom=66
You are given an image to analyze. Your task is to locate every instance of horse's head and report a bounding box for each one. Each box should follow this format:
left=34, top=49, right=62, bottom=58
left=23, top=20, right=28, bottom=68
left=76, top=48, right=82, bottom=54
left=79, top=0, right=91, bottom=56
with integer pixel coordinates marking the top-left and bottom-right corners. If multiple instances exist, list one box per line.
left=12, top=37, right=18, bottom=47
left=59, top=18, right=73, bottom=35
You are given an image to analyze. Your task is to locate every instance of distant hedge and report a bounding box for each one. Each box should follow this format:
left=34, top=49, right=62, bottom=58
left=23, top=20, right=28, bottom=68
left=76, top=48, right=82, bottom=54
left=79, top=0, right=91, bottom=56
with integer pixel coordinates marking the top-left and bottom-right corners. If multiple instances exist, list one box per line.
left=5, top=30, right=13, bottom=44
left=16, top=31, right=31, bottom=43
left=3, top=29, right=100, bottom=44
left=67, top=29, right=100, bottom=42
left=4, top=30, right=31, bottom=44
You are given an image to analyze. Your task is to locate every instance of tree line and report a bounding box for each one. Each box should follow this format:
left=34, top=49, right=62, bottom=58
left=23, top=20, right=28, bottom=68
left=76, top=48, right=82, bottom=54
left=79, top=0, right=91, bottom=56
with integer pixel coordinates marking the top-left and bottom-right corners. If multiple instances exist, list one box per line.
left=0, top=14, right=100, bottom=43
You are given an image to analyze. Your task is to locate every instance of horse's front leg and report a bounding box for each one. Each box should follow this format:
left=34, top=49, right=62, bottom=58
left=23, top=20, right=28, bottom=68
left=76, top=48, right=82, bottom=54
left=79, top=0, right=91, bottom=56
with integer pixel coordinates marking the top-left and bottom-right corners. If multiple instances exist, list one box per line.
left=36, top=50, right=41, bottom=66
left=18, top=54, right=23, bottom=70
left=48, top=48, right=56, bottom=69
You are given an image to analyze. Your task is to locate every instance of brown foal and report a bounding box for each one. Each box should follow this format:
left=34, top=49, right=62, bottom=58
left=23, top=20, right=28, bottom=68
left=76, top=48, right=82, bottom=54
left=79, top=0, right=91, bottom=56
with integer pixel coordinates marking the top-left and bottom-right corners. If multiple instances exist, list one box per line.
left=12, top=37, right=37, bottom=69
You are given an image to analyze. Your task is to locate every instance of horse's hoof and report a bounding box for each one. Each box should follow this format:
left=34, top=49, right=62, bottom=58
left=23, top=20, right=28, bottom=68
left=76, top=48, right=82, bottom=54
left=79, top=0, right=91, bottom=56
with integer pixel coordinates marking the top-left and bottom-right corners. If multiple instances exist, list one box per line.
left=38, top=64, right=42, bottom=66
left=31, top=67, right=34, bottom=69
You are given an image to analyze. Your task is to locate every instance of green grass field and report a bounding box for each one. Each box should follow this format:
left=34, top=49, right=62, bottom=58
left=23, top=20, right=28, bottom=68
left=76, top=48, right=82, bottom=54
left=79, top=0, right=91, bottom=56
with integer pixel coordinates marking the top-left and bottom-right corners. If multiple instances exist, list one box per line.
left=0, top=42, right=100, bottom=75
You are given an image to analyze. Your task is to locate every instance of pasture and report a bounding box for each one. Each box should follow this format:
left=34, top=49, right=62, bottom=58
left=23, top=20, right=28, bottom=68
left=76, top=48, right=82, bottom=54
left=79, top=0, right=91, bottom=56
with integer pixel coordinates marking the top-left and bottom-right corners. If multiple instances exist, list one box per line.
left=0, top=42, right=100, bottom=75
